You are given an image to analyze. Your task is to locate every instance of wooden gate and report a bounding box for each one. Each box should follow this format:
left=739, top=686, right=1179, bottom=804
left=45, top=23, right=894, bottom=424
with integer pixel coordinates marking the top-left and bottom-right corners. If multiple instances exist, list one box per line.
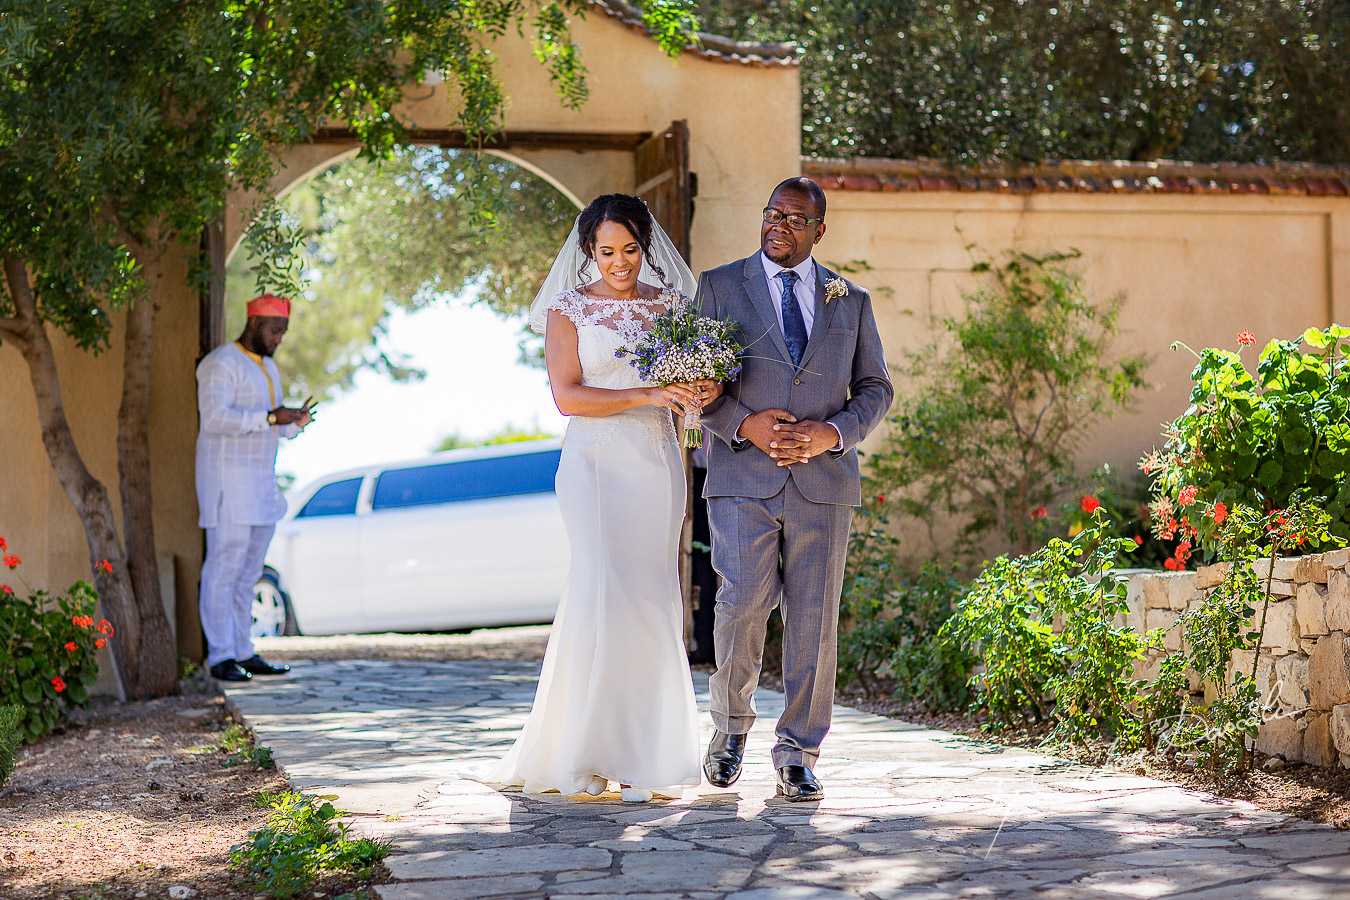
left=634, top=120, right=694, bottom=263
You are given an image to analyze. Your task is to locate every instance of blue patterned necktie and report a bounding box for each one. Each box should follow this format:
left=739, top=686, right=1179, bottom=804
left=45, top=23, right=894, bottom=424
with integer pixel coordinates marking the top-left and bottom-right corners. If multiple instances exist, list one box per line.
left=777, top=269, right=808, bottom=367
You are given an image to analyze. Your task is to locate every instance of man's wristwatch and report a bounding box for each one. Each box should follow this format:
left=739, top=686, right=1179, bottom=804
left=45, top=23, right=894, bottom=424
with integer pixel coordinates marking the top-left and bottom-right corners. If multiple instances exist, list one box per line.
left=266, top=410, right=279, bottom=426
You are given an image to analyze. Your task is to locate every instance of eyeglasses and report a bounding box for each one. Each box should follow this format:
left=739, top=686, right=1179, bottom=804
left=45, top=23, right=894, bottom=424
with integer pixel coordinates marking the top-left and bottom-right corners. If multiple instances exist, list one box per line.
left=763, top=207, right=824, bottom=231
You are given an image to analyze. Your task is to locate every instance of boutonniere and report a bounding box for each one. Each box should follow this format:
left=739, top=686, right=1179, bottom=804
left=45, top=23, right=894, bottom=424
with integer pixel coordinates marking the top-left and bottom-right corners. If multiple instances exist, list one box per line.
left=823, top=277, right=849, bottom=305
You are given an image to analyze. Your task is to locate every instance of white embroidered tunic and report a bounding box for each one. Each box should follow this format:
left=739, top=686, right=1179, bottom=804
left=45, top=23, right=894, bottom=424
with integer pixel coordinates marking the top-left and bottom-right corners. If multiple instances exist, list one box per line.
left=195, top=342, right=300, bottom=528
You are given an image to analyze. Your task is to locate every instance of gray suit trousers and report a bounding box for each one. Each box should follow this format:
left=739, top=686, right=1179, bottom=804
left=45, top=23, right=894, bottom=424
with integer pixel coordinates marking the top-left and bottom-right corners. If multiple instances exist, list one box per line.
left=708, top=479, right=853, bottom=768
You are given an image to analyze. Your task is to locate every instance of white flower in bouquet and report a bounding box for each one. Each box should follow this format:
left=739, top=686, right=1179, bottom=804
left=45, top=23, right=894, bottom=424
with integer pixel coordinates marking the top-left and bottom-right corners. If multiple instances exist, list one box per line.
left=617, top=302, right=742, bottom=448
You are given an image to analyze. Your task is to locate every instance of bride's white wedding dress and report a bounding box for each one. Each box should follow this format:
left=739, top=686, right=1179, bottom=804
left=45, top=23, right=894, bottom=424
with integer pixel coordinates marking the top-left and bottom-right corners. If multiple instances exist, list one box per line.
left=482, top=287, right=702, bottom=797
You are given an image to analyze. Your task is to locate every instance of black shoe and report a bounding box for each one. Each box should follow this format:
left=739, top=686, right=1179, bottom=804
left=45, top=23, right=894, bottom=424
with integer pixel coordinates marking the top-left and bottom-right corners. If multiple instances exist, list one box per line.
left=703, top=730, right=748, bottom=787
left=238, top=655, right=291, bottom=676
left=775, top=765, right=824, bottom=802
left=209, top=660, right=252, bottom=682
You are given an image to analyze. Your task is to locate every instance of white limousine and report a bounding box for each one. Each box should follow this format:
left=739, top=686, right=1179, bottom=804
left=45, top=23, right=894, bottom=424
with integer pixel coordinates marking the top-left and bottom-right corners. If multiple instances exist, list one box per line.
left=251, top=440, right=569, bottom=636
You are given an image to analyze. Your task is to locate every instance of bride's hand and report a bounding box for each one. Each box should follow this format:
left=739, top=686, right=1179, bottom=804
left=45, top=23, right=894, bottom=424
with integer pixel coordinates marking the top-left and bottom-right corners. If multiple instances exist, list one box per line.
left=690, top=380, right=723, bottom=405
left=651, top=384, right=700, bottom=413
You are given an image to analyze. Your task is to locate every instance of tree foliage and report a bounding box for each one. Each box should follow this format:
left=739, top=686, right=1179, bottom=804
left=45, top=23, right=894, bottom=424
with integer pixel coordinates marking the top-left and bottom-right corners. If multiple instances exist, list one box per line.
left=870, top=250, right=1149, bottom=558
left=694, top=0, right=1350, bottom=163
left=227, top=148, right=575, bottom=400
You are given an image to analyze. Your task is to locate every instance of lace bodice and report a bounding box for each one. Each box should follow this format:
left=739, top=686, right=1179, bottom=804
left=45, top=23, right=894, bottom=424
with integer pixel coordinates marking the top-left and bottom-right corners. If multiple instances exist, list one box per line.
left=545, top=287, right=687, bottom=456
left=545, top=288, right=686, bottom=391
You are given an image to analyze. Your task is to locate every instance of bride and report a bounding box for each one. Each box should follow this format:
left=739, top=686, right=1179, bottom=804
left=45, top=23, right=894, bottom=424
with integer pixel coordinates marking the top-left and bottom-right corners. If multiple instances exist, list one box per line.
left=482, top=194, right=722, bottom=802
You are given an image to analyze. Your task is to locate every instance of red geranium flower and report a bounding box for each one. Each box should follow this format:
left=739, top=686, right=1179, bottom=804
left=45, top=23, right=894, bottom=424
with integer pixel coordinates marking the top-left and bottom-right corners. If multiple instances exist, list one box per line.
left=875, top=494, right=885, bottom=504
left=96, top=559, right=112, bottom=573
left=1031, top=506, right=1048, bottom=519
left=51, top=676, right=65, bottom=693
left=1134, top=535, right=1144, bottom=545
left=64, top=641, right=78, bottom=652
left=1237, top=329, right=1256, bottom=346
left=0, top=536, right=7, bottom=550
left=1208, top=501, right=1228, bottom=525
left=3, top=555, right=19, bottom=569
left=0, top=585, right=12, bottom=596
left=95, top=638, right=106, bottom=649
left=1081, top=496, right=1102, bottom=513
left=97, top=620, right=114, bottom=636
left=73, top=615, right=94, bottom=629
left=1164, top=558, right=1180, bottom=571
left=1177, top=485, right=1199, bottom=506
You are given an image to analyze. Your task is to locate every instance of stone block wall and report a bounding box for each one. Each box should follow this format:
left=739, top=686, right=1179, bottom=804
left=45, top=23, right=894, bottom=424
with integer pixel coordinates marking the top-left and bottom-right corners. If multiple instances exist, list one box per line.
left=1120, top=548, right=1350, bottom=769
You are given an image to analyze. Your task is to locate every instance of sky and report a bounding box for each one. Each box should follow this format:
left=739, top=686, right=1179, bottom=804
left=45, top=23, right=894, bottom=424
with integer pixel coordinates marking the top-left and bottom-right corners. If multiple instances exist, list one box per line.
left=276, top=298, right=567, bottom=491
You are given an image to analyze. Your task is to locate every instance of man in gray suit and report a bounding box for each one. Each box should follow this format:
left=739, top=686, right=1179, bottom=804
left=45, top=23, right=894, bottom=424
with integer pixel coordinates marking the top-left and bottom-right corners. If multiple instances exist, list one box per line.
left=696, top=176, right=893, bottom=801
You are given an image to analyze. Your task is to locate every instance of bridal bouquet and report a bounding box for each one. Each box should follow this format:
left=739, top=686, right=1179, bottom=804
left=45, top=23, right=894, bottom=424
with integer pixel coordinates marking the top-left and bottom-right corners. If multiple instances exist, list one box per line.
left=618, top=303, right=742, bottom=448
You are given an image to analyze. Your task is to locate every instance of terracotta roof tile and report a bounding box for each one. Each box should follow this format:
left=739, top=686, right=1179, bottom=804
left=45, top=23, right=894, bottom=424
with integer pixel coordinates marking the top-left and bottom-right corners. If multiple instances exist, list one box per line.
left=590, top=0, right=798, bottom=67
left=801, top=157, right=1350, bottom=197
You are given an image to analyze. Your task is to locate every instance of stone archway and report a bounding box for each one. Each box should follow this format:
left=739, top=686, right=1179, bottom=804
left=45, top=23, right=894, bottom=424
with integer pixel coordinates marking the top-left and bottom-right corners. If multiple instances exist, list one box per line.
left=208, top=123, right=694, bottom=356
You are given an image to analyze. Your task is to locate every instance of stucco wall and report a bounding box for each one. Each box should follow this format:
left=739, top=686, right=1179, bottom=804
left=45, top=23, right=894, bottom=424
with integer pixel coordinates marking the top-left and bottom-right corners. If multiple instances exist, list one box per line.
left=818, top=189, right=1350, bottom=479
left=0, top=250, right=206, bottom=672
left=227, top=10, right=802, bottom=270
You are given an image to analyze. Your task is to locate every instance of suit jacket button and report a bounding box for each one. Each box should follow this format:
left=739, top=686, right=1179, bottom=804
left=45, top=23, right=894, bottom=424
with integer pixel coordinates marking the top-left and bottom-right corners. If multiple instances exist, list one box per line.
left=793, top=378, right=801, bottom=385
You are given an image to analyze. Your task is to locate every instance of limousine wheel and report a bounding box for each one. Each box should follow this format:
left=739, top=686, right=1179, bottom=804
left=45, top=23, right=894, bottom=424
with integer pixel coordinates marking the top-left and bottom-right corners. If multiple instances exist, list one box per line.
left=251, top=569, right=299, bottom=638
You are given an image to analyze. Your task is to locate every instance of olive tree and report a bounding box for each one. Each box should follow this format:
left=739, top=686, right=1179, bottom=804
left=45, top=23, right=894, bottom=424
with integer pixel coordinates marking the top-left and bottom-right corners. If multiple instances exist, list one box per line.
left=226, top=147, right=575, bottom=401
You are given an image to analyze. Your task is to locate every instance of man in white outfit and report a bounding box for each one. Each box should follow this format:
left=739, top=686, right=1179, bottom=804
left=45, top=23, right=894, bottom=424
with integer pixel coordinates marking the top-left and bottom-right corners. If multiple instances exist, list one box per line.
left=195, top=294, right=312, bottom=681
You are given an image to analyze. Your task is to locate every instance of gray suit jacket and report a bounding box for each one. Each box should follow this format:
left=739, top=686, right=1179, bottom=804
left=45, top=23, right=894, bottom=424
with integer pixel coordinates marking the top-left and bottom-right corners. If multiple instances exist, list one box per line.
left=696, top=252, right=894, bottom=507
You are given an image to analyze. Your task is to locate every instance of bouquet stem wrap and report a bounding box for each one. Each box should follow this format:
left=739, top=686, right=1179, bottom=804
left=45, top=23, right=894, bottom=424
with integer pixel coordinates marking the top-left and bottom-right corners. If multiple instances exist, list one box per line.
left=682, top=408, right=703, bottom=448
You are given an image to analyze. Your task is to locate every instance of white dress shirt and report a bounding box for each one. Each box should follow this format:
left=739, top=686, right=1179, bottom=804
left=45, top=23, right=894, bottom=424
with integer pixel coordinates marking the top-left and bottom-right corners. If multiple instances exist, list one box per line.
left=761, top=254, right=818, bottom=338
left=754, top=253, right=843, bottom=452
left=195, top=342, right=300, bottom=528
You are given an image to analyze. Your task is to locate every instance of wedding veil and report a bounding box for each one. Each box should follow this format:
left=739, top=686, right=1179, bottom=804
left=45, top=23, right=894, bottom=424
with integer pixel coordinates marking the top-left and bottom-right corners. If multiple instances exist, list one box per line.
left=528, top=210, right=697, bottom=335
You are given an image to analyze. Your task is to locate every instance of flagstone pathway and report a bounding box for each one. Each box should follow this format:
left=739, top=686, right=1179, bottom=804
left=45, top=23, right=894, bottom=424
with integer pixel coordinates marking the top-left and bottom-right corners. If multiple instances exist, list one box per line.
left=222, top=659, right=1350, bottom=899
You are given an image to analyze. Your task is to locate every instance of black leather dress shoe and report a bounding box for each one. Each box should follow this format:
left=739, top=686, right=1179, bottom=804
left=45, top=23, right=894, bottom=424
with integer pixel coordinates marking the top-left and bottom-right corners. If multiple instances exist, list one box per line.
left=776, top=765, right=824, bottom=802
left=209, top=659, right=252, bottom=682
left=239, top=655, right=291, bottom=676
left=703, top=730, right=748, bottom=787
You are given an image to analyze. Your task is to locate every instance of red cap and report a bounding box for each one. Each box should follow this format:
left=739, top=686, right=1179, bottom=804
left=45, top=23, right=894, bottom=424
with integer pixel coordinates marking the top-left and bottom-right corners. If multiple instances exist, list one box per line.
left=246, top=294, right=292, bottom=318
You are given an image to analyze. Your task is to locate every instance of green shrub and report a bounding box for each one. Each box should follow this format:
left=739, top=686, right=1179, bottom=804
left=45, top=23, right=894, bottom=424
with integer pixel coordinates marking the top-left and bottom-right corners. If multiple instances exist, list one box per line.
left=1050, top=465, right=1177, bottom=570
left=871, top=249, right=1148, bottom=558
left=0, top=542, right=104, bottom=741
left=0, top=705, right=23, bottom=788
left=231, top=791, right=390, bottom=899
left=944, top=523, right=1158, bottom=743
left=836, top=494, right=974, bottom=707
left=1144, top=325, right=1350, bottom=553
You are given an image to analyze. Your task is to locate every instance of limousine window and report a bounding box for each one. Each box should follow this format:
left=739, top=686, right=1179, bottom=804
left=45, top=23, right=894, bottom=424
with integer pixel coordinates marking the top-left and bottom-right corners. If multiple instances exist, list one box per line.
left=371, top=449, right=562, bottom=511
left=297, top=476, right=364, bottom=518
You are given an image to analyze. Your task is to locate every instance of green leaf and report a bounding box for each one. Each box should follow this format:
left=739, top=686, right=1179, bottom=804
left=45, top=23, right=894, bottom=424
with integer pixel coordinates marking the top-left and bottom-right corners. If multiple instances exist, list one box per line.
left=1257, top=459, right=1283, bottom=488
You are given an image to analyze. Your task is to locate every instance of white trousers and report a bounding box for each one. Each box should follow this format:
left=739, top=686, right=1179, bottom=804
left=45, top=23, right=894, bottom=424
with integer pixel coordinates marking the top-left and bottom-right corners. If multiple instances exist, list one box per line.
left=200, top=522, right=275, bottom=667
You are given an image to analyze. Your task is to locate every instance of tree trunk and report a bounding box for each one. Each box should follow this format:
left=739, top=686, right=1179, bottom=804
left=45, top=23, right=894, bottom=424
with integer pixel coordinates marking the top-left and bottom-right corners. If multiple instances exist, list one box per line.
left=116, top=268, right=179, bottom=697
left=3, top=253, right=141, bottom=695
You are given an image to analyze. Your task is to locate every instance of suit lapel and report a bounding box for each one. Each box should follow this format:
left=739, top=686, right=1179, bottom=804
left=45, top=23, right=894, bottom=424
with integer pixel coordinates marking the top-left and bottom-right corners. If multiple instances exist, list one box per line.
left=740, top=252, right=793, bottom=365
left=798, top=260, right=840, bottom=372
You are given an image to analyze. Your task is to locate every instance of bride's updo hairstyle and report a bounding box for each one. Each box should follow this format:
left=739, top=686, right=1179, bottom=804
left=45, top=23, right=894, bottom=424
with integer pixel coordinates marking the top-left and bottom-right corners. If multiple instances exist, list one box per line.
left=575, top=193, right=670, bottom=289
